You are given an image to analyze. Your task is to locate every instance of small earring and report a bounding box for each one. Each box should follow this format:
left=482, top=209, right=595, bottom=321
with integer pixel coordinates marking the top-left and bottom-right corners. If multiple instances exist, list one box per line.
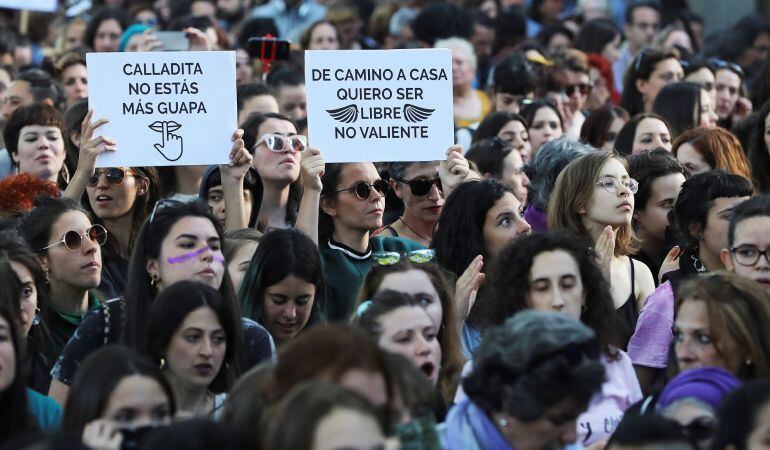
left=498, top=418, right=509, bottom=427
left=44, top=271, right=50, bottom=284
left=581, top=304, right=588, bottom=313
left=32, top=308, right=41, bottom=326
left=746, top=358, right=753, bottom=366
left=160, top=357, right=165, bottom=370
left=150, top=274, right=160, bottom=289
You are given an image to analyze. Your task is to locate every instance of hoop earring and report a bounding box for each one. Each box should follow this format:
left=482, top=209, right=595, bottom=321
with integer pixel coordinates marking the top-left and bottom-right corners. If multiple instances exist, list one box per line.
left=581, top=303, right=587, bottom=313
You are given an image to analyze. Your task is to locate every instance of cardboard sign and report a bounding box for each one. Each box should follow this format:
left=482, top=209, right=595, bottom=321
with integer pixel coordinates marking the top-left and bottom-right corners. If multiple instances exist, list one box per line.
left=87, top=51, right=237, bottom=168
left=305, top=49, right=453, bottom=163
left=0, top=0, right=56, bottom=12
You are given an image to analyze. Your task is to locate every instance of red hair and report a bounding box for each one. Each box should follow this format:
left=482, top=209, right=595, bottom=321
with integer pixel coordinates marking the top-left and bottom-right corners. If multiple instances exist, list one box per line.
left=587, top=53, right=620, bottom=105
left=0, top=173, right=60, bottom=213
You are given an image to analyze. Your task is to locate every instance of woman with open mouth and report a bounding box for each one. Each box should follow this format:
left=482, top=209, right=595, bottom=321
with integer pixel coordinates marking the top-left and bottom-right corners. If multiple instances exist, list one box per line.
left=353, top=289, right=442, bottom=389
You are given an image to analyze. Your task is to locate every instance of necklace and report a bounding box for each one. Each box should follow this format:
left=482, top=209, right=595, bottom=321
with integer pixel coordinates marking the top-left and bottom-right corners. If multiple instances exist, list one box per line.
left=399, top=217, right=432, bottom=244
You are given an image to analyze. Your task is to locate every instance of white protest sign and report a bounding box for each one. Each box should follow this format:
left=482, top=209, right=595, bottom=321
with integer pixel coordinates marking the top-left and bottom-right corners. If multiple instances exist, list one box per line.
left=0, top=0, right=56, bottom=12
left=87, top=51, right=236, bottom=168
left=305, top=49, right=453, bottom=163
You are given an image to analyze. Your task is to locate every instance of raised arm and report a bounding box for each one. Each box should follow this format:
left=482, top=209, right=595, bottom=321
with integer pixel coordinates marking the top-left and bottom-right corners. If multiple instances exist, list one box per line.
left=439, top=144, right=476, bottom=198
left=220, top=129, right=253, bottom=231
left=63, top=110, right=116, bottom=201
left=295, top=148, right=325, bottom=244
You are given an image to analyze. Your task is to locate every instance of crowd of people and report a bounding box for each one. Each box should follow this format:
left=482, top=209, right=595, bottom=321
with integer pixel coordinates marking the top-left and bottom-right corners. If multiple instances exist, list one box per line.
left=1, top=0, right=770, bottom=449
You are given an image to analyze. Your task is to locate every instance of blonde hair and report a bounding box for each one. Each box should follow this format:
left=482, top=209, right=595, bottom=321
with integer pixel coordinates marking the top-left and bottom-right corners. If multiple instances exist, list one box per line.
left=548, top=151, right=640, bottom=256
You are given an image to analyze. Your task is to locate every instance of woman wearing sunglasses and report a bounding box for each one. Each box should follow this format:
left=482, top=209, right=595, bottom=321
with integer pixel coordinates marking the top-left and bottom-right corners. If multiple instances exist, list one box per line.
left=374, top=161, right=444, bottom=248
left=548, top=151, right=656, bottom=349
left=316, top=162, right=424, bottom=322
left=47, top=201, right=275, bottom=406
left=242, top=112, right=306, bottom=230
left=20, top=197, right=108, bottom=357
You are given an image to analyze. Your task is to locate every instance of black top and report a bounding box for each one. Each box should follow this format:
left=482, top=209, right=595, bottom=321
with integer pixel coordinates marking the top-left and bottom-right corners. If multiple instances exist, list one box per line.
left=615, top=256, right=638, bottom=349
left=51, top=297, right=275, bottom=386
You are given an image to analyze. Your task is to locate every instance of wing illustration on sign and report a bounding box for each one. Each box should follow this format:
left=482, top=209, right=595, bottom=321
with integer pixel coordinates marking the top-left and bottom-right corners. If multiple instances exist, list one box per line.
left=403, top=104, right=434, bottom=123
left=148, top=120, right=184, bottom=161
left=326, top=104, right=359, bottom=123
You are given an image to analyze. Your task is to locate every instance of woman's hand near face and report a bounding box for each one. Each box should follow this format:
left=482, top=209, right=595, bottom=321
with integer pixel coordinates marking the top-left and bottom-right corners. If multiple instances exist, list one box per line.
left=455, top=255, right=485, bottom=332
left=658, top=245, right=680, bottom=284
left=220, top=129, right=252, bottom=230
left=440, top=145, right=476, bottom=197
left=63, top=109, right=116, bottom=200
left=296, top=147, right=325, bottom=245
left=82, top=419, right=123, bottom=450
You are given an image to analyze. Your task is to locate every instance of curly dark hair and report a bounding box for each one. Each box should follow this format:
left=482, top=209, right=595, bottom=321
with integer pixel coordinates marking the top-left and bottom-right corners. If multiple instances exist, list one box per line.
left=432, top=179, right=515, bottom=277
left=470, top=230, right=623, bottom=355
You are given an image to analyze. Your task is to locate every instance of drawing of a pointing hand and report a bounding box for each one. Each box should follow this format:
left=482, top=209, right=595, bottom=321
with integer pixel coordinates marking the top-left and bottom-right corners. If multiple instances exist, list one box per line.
left=149, top=120, right=184, bottom=161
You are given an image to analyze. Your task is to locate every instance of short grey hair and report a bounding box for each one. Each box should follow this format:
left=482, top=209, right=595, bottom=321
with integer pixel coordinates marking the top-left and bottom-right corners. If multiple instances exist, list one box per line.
left=526, top=138, right=595, bottom=211
left=463, top=310, right=605, bottom=421
left=434, top=37, right=477, bottom=71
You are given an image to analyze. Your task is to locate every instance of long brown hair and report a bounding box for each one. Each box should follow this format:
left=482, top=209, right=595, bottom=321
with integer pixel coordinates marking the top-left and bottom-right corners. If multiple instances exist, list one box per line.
left=675, top=271, right=770, bottom=380
left=548, top=151, right=640, bottom=256
left=358, top=261, right=466, bottom=403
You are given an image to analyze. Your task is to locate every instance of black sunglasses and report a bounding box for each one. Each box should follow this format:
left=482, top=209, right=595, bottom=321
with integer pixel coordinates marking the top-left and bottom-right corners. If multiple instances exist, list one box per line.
left=707, top=58, right=745, bottom=78
left=335, top=179, right=390, bottom=200
left=564, top=83, right=591, bottom=96
left=397, top=177, right=443, bottom=196
left=86, top=168, right=137, bottom=187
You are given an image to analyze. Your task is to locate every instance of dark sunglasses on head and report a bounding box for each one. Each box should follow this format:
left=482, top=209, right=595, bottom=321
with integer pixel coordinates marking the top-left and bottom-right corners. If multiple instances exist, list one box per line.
left=335, top=179, right=390, bottom=200
left=707, top=58, right=745, bottom=78
left=564, top=83, right=591, bottom=96
left=41, top=224, right=108, bottom=251
left=86, top=168, right=137, bottom=187
left=397, top=177, right=443, bottom=196
left=149, top=199, right=186, bottom=223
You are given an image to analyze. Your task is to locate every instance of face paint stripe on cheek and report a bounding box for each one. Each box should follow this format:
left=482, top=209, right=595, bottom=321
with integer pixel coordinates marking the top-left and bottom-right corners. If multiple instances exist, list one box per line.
left=166, top=246, right=225, bottom=265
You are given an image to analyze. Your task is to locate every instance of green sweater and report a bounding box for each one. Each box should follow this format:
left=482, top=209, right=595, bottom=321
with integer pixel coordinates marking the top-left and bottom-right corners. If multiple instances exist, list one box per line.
left=320, top=236, right=425, bottom=322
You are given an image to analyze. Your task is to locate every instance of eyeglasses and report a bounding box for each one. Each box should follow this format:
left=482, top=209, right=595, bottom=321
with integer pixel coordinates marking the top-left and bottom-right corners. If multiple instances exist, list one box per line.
left=257, top=133, right=307, bottom=153
left=707, top=58, right=745, bottom=78
left=396, top=177, right=443, bottom=196
left=41, top=224, right=108, bottom=251
left=86, top=168, right=137, bottom=187
left=564, top=83, right=591, bottom=96
left=149, top=199, right=185, bottom=223
left=596, top=177, right=638, bottom=195
left=373, top=249, right=436, bottom=266
left=730, top=246, right=770, bottom=266
left=335, top=179, right=389, bottom=200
